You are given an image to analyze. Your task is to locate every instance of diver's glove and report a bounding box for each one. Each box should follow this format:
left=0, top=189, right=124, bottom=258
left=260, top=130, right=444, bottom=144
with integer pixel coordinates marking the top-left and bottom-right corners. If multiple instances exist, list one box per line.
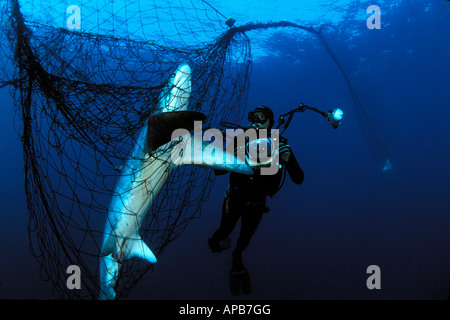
left=208, top=237, right=231, bottom=253
left=278, top=141, right=291, bottom=162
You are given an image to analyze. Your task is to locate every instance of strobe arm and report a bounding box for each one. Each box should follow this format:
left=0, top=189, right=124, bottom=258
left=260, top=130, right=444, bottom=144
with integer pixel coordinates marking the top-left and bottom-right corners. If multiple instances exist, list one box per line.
left=276, top=103, right=343, bottom=132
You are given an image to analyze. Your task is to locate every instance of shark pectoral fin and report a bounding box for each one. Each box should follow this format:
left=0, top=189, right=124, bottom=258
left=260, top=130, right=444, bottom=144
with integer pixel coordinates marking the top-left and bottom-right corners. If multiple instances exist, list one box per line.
left=202, top=152, right=253, bottom=175
left=200, top=139, right=253, bottom=174
left=174, top=134, right=253, bottom=175
left=100, top=234, right=117, bottom=257
left=213, top=144, right=253, bottom=175
left=99, top=253, right=119, bottom=300
left=126, top=238, right=157, bottom=264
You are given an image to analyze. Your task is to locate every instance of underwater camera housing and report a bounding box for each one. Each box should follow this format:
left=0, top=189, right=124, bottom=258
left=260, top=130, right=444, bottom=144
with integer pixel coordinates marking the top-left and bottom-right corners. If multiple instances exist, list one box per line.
left=327, top=108, right=344, bottom=129
left=241, top=124, right=280, bottom=169
left=246, top=137, right=276, bottom=167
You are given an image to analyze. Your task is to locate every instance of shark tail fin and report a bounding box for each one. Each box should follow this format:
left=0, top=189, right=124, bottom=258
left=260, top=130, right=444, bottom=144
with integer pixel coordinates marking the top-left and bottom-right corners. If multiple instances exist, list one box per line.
left=99, top=237, right=156, bottom=300
left=99, top=254, right=119, bottom=300
left=126, top=237, right=157, bottom=264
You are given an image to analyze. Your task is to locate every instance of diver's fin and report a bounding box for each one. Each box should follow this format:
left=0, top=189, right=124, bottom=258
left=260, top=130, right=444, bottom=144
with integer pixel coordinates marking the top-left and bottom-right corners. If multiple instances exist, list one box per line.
left=229, top=259, right=252, bottom=296
left=229, top=267, right=252, bottom=296
left=229, top=270, right=241, bottom=296
left=240, top=267, right=252, bottom=294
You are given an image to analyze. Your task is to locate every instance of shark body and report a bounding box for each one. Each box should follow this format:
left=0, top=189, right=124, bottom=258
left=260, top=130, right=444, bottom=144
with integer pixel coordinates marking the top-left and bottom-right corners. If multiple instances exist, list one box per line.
left=99, top=64, right=251, bottom=299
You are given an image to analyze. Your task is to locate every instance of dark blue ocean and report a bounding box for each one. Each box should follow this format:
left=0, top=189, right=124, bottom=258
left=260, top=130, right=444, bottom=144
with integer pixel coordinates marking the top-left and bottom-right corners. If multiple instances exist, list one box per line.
left=0, top=0, right=449, bottom=300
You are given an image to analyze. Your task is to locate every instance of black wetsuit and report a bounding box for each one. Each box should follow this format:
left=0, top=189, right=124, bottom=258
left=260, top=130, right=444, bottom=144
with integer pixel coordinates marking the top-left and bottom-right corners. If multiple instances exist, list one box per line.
left=210, top=147, right=304, bottom=261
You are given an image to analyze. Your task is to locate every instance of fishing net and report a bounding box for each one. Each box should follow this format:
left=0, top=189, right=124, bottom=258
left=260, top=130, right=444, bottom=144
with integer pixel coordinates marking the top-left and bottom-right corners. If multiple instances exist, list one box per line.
left=0, top=0, right=254, bottom=299
left=0, top=0, right=387, bottom=299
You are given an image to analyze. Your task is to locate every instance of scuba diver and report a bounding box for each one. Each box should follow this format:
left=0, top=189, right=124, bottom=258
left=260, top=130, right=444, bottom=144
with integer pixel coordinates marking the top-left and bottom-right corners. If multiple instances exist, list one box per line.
left=208, top=106, right=304, bottom=296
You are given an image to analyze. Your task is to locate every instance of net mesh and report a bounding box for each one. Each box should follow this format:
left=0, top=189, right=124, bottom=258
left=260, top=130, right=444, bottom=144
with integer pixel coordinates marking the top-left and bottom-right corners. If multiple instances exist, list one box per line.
left=0, top=0, right=385, bottom=299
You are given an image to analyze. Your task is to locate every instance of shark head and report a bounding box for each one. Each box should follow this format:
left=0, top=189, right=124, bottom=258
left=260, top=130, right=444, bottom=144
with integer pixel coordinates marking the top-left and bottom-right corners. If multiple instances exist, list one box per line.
left=158, top=63, right=192, bottom=113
